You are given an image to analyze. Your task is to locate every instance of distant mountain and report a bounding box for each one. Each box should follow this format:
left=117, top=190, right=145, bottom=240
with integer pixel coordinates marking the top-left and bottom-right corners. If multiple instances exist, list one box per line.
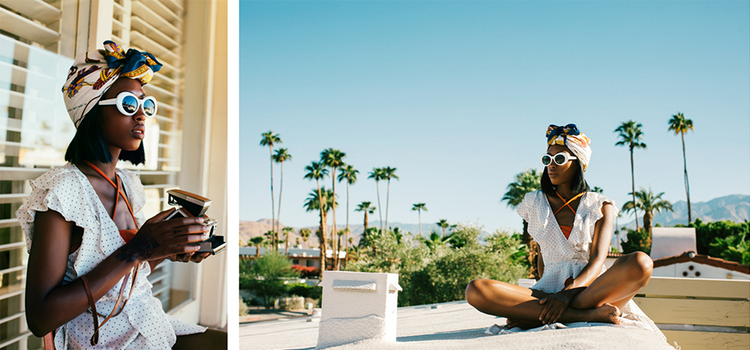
left=238, top=219, right=446, bottom=247
left=621, top=194, right=749, bottom=228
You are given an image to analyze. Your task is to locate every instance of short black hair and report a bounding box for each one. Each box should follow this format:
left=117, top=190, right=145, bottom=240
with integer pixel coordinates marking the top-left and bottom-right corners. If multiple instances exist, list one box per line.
left=541, top=161, right=590, bottom=194
left=64, top=105, right=146, bottom=165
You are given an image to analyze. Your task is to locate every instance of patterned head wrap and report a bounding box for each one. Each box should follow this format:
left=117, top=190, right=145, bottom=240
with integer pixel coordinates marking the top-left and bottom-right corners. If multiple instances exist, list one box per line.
left=62, top=40, right=162, bottom=128
left=546, top=124, right=592, bottom=172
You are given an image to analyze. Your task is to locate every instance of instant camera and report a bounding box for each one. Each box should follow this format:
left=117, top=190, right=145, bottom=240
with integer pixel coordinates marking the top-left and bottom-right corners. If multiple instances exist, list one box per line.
left=164, top=189, right=226, bottom=255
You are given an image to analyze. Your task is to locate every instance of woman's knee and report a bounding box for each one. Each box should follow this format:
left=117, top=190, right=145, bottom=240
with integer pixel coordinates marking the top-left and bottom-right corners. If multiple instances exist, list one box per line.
left=626, top=251, right=653, bottom=283
left=465, top=279, right=491, bottom=308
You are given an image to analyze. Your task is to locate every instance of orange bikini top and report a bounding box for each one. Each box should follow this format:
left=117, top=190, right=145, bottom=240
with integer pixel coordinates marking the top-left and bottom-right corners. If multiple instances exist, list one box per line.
left=554, top=192, right=583, bottom=240
left=70, top=162, right=138, bottom=253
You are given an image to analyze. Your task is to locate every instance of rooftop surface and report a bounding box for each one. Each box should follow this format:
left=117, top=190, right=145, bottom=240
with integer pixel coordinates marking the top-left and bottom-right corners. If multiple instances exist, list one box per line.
left=239, top=301, right=674, bottom=350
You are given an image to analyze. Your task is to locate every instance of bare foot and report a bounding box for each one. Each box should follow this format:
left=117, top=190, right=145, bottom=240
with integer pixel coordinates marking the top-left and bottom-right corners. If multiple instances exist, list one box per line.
left=586, top=303, right=621, bottom=324
left=505, top=318, right=543, bottom=330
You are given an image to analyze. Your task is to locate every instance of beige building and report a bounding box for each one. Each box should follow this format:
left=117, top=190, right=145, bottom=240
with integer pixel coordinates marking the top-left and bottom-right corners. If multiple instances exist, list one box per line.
left=0, top=0, right=228, bottom=348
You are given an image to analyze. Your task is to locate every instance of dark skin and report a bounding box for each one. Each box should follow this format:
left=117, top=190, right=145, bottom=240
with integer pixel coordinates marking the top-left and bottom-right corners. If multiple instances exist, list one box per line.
left=25, top=78, right=221, bottom=346
left=465, top=144, right=654, bottom=329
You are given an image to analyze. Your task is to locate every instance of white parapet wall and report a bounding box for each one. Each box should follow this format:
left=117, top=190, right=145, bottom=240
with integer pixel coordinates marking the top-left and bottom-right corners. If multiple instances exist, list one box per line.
left=316, top=271, right=402, bottom=349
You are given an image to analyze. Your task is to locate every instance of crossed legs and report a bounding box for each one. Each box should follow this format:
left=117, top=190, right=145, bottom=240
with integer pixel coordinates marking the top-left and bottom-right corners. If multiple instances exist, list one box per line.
left=465, top=252, right=652, bottom=326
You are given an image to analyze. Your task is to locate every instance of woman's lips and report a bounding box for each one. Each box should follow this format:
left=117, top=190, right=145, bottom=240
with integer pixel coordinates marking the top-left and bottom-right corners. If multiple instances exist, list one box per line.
left=132, top=125, right=145, bottom=139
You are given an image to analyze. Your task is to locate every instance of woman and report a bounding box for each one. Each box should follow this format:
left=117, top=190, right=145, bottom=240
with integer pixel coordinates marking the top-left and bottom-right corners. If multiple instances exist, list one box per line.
left=17, top=41, right=226, bottom=349
left=465, top=124, right=663, bottom=336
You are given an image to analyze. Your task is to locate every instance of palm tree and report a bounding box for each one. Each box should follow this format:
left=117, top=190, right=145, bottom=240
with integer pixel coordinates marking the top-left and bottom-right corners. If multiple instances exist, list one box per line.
left=299, top=228, right=311, bottom=248
left=355, top=201, right=376, bottom=232
left=304, top=187, right=336, bottom=277
left=272, top=148, right=292, bottom=238
left=368, top=168, right=386, bottom=232
left=668, top=112, right=694, bottom=223
left=502, top=169, right=542, bottom=207
left=304, top=161, right=329, bottom=273
left=592, top=186, right=604, bottom=194
left=338, top=164, right=359, bottom=254
left=282, top=227, right=294, bottom=255
left=437, top=219, right=450, bottom=238
left=321, top=148, right=346, bottom=269
left=249, top=236, right=264, bottom=258
left=422, top=232, right=452, bottom=251
left=411, top=203, right=427, bottom=236
left=622, top=187, right=674, bottom=244
left=502, top=168, right=542, bottom=279
left=263, top=230, right=275, bottom=251
left=383, top=167, right=399, bottom=230
left=260, top=131, right=281, bottom=236
left=614, top=120, right=647, bottom=231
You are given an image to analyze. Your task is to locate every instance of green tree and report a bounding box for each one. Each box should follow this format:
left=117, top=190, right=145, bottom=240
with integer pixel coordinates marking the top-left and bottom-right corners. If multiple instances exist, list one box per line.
left=368, top=168, right=386, bottom=232
left=437, top=219, right=450, bottom=238
left=622, top=186, right=673, bottom=243
left=272, top=148, right=292, bottom=239
left=501, top=168, right=541, bottom=278
left=592, top=186, right=604, bottom=194
left=299, top=228, right=312, bottom=248
left=383, top=166, right=399, bottom=230
left=668, top=112, right=694, bottom=223
left=240, top=254, right=298, bottom=309
left=304, top=161, right=329, bottom=274
left=412, top=203, right=427, bottom=236
left=260, top=131, right=281, bottom=236
left=614, top=120, right=647, bottom=230
left=338, top=164, right=359, bottom=253
left=321, top=148, right=346, bottom=269
left=282, top=227, right=294, bottom=255
left=263, top=230, right=275, bottom=251
left=421, top=232, right=452, bottom=251
left=355, top=201, right=376, bottom=233
left=304, top=187, right=337, bottom=275
left=620, top=228, right=651, bottom=255
left=249, top=236, right=264, bottom=258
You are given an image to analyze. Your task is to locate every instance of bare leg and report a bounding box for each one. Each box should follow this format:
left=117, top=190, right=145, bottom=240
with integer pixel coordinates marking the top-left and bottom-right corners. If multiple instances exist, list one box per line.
left=465, top=279, right=620, bottom=325
left=173, top=329, right=227, bottom=349
left=570, top=252, right=653, bottom=311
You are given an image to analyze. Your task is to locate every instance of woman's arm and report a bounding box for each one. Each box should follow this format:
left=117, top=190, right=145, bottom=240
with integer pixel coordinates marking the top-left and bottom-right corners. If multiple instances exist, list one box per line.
left=25, top=209, right=210, bottom=336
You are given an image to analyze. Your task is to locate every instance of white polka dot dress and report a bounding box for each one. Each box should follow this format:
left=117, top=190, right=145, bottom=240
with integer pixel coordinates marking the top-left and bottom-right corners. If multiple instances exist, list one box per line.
left=17, top=163, right=206, bottom=349
left=516, top=190, right=664, bottom=338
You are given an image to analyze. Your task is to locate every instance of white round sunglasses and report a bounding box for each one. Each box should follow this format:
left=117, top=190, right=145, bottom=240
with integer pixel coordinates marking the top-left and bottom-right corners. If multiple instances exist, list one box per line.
left=541, top=152, right=577, bottom=166
left=98, top=91, right=158, bottom=117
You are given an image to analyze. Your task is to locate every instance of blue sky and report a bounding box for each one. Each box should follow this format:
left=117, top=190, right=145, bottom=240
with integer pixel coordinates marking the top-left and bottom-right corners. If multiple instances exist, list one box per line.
left=239, top=0, right=750, bottom=233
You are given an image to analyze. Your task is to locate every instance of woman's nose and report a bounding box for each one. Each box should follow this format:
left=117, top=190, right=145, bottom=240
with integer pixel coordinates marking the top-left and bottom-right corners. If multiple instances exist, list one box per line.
left=133, top=109, right=146, bottom=121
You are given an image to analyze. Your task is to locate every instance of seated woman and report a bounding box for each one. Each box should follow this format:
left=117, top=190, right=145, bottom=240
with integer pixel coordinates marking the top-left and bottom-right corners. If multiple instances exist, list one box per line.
left=18, top=41, right=226, bottom=349
left=466, top=124, right=663, bottom=336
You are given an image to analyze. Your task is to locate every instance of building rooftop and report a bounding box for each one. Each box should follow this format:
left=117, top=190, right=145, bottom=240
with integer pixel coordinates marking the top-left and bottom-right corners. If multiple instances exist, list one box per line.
left=239, top=301, right=673, bottom=350
left=652, top=251, right=750, bottom=275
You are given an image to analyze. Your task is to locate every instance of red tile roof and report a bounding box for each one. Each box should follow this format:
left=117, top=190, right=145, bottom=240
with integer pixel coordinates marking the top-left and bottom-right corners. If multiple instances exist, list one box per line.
left=652, top=251, right=750, bottom=275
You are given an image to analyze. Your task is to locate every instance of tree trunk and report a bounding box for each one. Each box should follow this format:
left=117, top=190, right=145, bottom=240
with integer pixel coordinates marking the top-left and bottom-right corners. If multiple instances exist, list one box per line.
left=643, top=211, right=653, bottom=247
left=255, top=244, right=260, bottom=258
left=385, top=179, right=391, bottom=231
left=418, top=210, right=422, bottom=236
left=442, top=227, right=446, bottom=238
left=317, top=181, right=327, bottom=279
left=345, top=181, right=350, bottom=254
left=277, top=161, right=284, bottom=242
left=630, top=146, right=639, bottom=230
left=376, top=181, right=383, bottom=232
left=331, top=167, right=338, bottom=270
left=364, top=211, right=369, bottom=232
left=285, top=231, right=289, bottom=255
left=269, top=146, right=276, bottom=241
left=682, top=132, right=692, bottom=223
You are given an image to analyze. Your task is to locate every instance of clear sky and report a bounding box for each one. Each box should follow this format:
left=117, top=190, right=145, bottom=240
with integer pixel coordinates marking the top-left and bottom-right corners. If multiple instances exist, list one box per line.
left=239, top=0, right=750, bottom=233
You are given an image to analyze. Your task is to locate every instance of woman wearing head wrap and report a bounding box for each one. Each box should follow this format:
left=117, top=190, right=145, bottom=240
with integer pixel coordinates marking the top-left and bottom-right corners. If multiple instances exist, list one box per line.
left=17, top=41, right=226, bottom=349
left=465, top=124, right=665, bottom=339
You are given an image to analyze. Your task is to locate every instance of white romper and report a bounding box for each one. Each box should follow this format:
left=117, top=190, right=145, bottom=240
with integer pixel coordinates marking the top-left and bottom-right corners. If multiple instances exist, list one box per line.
left=516, top=190, right=664, bottom=337
left=17, top=163, right=205, bottom=349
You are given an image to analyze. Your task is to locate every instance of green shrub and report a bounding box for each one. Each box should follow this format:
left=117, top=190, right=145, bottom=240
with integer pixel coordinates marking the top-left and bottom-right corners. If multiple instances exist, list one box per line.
left=675, top=219, right=750, bottom=256
left=621, top=228, right=651, bottom=254
left=239, top=254, right=299, bottom=308
left=286, top=282, right=322, bottom=299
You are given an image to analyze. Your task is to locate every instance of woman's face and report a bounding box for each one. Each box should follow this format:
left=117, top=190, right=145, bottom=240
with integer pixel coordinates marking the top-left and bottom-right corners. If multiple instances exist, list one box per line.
left=545, top=144, right=578, bottom=186
left=99, top=78, right=147, bottom=152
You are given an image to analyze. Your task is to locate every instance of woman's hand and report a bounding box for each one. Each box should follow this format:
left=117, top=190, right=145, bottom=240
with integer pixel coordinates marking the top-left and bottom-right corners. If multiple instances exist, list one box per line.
left=170, top=252, right=211, bottom=263
left=115, top=208, right=211, bottom=263
left=538, top=290, right=575, bottom=324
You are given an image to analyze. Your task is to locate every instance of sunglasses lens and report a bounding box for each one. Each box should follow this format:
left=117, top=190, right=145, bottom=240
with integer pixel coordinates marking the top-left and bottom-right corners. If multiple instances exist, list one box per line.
left=541, top=155, right=551, bottom=166
left=120, top=95, right=138, bottom=115
left=554, top=154, right=567, bottom=165
left=143, top=98, right=156, bottom=116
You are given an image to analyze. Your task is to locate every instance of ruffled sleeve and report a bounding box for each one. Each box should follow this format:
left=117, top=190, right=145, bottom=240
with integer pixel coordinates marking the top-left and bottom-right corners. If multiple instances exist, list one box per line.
left=573, top=192, right=618, bottom=249
left=16, top=166, right=98, bottom=253
left=516, top=191, right=538, bottom=223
